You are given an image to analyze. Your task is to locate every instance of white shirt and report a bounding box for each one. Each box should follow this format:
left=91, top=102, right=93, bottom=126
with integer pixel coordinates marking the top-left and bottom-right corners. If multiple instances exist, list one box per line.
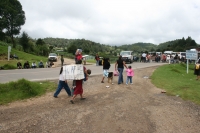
left=59, top=74, right=65, bottom=81
left=142, top=53, right=146, bottom=57
left=32, top=63, right=36, bottom=66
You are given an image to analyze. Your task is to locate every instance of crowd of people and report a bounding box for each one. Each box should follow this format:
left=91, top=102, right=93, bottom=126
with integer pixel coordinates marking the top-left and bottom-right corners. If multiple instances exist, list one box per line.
left=17, top=60, right=54, bottom=69
left=10, top=54, right=19, bottom=60
left=139, top=52, right=189, bottom=64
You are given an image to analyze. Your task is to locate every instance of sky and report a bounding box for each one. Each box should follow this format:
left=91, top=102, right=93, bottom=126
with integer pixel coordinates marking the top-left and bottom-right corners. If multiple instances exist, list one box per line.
left=18, top=0, right=200, bottom=46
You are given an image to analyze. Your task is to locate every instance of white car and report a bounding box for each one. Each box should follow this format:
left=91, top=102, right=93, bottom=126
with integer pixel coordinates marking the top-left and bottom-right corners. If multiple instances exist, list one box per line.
left=120, top=51, right=133, bottom=63
left=48, top=53, right=58, bottom=62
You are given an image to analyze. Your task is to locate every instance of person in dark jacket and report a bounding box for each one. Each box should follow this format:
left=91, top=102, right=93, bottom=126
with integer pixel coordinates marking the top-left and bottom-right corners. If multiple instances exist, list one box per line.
left=23, top=61, right=30, bottom=69
left=115, top=55, right=128, bottom=84
left=194, top=58, right=200, bottom=80
left=101, top=58, right=111, bottom=83
left=17, top=62, right=22, bottom=69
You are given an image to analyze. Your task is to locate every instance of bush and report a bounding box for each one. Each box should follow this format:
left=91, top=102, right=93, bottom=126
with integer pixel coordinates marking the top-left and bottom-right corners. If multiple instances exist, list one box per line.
left=3, top=64, right=16, bottom=69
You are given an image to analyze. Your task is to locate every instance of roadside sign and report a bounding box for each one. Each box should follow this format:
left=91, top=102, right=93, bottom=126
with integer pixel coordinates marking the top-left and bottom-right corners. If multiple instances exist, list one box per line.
left=8, top=46, right=11, bottom=52
left=186, top=50, right=198, bottom=60
left=8, top=46, right=11, bottom=61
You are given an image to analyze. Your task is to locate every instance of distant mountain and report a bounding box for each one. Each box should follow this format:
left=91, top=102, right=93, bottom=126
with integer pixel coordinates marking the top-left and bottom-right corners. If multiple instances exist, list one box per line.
left=42, top=37, right=199, bottom=54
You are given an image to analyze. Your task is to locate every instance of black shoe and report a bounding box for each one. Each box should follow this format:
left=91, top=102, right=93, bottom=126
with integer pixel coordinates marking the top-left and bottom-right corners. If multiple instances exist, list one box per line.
left=70, top=100, right=74, bottom=104
left=54, top=96, right=58, bottom=98
left=80, top=98, right=86, bottom=100
left=101, top=81, right=104, bottom=83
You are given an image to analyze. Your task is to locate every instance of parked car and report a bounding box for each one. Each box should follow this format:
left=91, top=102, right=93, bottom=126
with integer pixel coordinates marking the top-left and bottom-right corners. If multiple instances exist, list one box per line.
left=120, top=51, right=133, bottom=63
left=48, top=53, right=58, bottom=62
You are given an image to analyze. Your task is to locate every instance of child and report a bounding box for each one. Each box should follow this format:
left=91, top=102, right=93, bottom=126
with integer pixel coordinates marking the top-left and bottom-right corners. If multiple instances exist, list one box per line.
left=126, top=66, right=134, bottom=85
left=101, top=58, right=111, bottom=83
left=70, top=60, right=88, bottom=104
left=53, top=67, right=71, bottom=98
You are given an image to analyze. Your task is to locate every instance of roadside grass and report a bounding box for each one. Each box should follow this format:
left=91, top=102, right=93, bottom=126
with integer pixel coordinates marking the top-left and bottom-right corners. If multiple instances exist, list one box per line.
left=0, top=79, right=57, bottom=105
left=151, top=63, right=200, bottom=104
left=0, top=45, right=49, bottom=69
left=86, top=59, right=96, bottom=63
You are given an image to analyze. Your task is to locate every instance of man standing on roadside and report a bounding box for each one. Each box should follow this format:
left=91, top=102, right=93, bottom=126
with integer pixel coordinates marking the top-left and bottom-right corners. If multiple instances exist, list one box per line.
left=142, top=53, right=146, bottom=62
left=61, top=55, right=64, bottom=66
left=95, top=53, right=100, bottom=66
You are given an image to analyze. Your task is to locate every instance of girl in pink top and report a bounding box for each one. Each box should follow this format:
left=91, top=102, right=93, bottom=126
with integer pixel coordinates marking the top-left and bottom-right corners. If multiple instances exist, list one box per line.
left=126, top=66, right=134, bottom=85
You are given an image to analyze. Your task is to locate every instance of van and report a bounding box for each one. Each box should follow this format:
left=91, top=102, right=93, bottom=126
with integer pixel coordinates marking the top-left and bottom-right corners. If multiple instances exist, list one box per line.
left=164, top=51, right=173, bottom=54
left=178, top=52, right=186, bottom=58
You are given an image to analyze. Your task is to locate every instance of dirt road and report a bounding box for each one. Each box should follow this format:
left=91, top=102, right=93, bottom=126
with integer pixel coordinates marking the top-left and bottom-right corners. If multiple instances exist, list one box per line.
left=0, top=66, right=200, bottom=133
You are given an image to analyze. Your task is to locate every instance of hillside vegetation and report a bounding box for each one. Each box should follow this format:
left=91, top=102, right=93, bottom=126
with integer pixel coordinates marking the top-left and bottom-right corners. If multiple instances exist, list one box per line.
left=43, top=36, right=199, bottom=55
left=0, top=42, right=49, bottom=69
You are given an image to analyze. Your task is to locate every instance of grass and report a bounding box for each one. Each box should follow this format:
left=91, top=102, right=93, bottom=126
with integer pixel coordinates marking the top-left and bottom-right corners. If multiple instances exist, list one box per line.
left=151, top=63, right=200, bottom=104
left=0, top=79, right=57, bottom=105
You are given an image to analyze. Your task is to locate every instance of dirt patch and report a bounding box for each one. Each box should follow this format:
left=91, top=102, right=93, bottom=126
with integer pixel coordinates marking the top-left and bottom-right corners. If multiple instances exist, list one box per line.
left=0, top=66, right=200, bottom=133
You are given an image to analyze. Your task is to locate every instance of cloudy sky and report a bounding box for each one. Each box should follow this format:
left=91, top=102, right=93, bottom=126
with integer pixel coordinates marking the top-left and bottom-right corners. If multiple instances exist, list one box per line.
left=18, top=0, right=200, bottom=45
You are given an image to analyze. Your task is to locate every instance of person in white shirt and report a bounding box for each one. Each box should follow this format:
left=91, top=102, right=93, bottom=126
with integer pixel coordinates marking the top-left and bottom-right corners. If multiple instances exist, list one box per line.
left=142, top=53, right=146, bottom=62
left=53, top=67, right=71, bottom=98
left=46, top=61, right=50, bottom=68
left=31, top=62, right=37, bottom=68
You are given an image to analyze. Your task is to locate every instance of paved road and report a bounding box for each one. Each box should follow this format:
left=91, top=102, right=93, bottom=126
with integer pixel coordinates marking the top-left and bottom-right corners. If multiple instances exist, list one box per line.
left=0, top=62, right=165, bottom=83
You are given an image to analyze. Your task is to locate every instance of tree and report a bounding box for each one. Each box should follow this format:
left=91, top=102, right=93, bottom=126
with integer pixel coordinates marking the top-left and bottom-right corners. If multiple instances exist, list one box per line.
left=0, top=23, right=6, bottom=40
left=0, top=0, right=26, bottom=48
left=67, top=44, right=77, bottom=54
left=49, top=45, right=54, bottom=52
left=36, top=38, right=45, bottom=45
left=19, top=31, right=29, bottom=52
left=35, top=38, right=48, bottom=56
left=83, top=48, right=89, bottom=54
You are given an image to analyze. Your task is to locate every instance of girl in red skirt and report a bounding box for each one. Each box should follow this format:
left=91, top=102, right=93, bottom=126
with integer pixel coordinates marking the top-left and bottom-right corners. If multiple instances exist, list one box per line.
left=70, top=60, right=88, bottom=104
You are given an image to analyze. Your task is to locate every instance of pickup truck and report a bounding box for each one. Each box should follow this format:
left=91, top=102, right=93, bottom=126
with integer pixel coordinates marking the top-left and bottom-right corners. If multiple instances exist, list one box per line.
left=48, top=53, right=58, bottom=62
left=120, top=51, right=133, bottom=63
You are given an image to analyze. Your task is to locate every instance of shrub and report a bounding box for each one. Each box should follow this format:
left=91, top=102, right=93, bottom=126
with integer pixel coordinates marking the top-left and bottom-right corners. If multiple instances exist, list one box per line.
left=3, top=64, right=16, bottom=69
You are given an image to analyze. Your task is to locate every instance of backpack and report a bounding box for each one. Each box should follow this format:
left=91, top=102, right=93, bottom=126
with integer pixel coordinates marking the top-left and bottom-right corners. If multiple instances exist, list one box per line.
left=195, top=64, right=200, bottom=70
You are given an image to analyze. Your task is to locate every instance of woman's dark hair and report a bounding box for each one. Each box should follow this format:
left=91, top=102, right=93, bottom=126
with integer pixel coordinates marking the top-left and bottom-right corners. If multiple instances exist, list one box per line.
left=76, top=60, right=82, bottom=64
left=119, top=55, right=122, bottom=60
left=104, top=58, right=108, bottom=62
left=59, top=67, right=63, bottom=74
